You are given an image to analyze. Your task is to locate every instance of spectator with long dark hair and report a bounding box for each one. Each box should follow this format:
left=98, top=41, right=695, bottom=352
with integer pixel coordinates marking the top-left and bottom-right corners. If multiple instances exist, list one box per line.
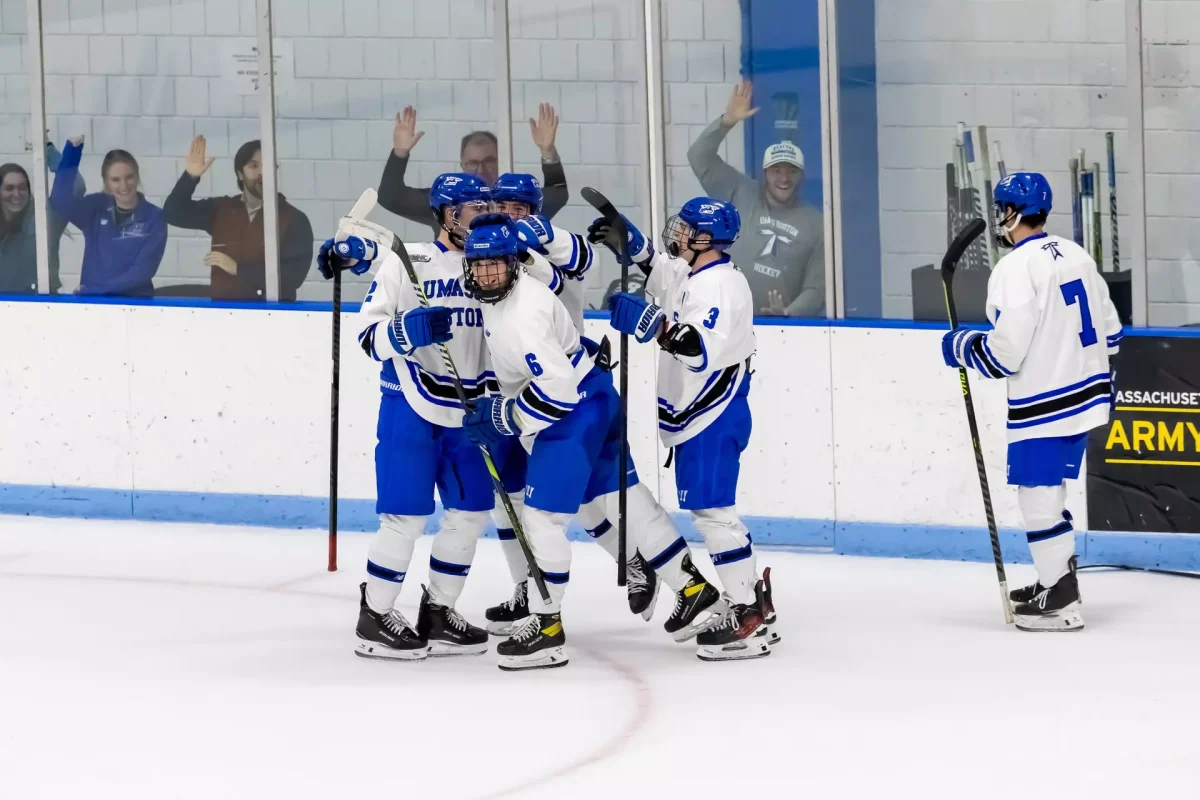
left=49, top=136, right=166, bottom=297
left=0, top=146, right=84, bottom=294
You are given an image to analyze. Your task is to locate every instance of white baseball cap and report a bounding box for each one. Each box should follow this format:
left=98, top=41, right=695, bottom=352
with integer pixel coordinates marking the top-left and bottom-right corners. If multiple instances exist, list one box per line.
left=763, top=140, right=804, bottom=171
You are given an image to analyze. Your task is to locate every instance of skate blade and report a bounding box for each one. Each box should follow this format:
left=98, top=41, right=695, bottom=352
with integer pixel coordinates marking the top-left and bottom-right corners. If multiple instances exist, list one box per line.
left=1014, top=606, right=1085, bottom=633
left=696, top=638, right=772, bottom=662
left=635, top=579, right=661, bottom=622
left=355, top=641, right=429, bottom=661
left=497, top=646, right=569, bottom=672
left=427, top=640, right=489, bottom=657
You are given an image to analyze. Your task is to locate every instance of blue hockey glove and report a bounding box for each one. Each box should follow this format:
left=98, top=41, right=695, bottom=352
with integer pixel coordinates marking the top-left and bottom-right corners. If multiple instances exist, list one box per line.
left=462, top=396, right=519, bottom=449
left=941, top=328, right=975, bottom=369
left=391, top=305, right=453, bottom=352
left=587, top=215, right=653, bottom=266
left=513, top=215, right=554, bottom=254
left=608, top=291, right=664, bottom=344
left=318, top=235, right=377, bottom=279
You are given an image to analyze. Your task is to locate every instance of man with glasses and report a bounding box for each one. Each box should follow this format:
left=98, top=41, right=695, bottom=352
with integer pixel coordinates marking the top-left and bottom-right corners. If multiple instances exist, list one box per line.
left=377, top=104, right=569, bottom=233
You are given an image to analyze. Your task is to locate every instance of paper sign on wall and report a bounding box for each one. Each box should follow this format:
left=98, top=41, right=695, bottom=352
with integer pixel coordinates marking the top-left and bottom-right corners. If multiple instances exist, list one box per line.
left=222, top=39, right=294, bottom=96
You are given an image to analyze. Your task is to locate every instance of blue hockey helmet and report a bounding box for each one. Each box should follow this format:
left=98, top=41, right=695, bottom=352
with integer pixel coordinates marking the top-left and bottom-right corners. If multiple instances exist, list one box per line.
left=491, top=173, right=544, bottom=216
left=992, top=172, right=1052, bottom=247
left=463, top=213, right=522, bottom=304
left=663, top=196, right=741, bottom=261
left=429, top=173, right=491, bottom=245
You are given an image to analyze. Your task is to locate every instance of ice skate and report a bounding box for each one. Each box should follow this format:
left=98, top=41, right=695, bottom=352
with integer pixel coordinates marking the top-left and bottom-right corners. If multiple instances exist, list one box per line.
left=696, top=581, right=770, bottom=662
left=1010, top=555, right=1080, bottom=606
left=663, top=554, right=724, bottom=642
left=755, top=566, right=781, bottom=646
left=416, top=586, right=489, bottom=656
left=497, top=613, right=569, bottom=672
left=626, top=549, right=660, bottom=621
left=354, top=582, right=429, bottom=661
left=484, top=580, right=530, bottom=636
left=1014, top=568, right=1084, bottom=632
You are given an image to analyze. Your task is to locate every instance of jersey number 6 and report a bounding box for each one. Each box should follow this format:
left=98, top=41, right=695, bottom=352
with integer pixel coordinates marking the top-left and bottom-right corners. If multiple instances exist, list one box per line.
left=525, top=353, right=543, bottom=376
left=1060, top=279, right=1097, bottom=348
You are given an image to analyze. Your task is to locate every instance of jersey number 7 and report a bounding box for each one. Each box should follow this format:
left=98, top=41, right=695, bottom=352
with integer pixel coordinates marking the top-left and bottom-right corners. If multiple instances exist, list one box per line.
left=1060, top=279, right=1097, bottom=348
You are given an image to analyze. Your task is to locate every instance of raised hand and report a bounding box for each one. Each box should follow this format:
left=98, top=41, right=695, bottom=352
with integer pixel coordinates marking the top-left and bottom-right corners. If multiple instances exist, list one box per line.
left=185, top=135, right=215, bottom=178
left=722, top=79, right=759, bottom=127
left=392, top=106, right=425, bottom=158
left=68, top=135, right=85, bottom=148
left=528, top=102, right=560, bottom=159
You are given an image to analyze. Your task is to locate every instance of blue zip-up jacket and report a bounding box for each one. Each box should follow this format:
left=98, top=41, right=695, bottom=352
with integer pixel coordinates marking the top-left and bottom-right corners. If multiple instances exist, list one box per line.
left=49, top=141, right=167, bottom=297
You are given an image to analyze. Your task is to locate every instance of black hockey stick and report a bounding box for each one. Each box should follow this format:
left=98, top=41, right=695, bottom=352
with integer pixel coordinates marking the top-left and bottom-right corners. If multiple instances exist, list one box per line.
left=388, top=225, right=551, bottom=605
left=581, top=186, right=629, bottom=588
left=1107, top=132, right=1119, bottom=272
left=941, top=218, right=1015, bottom=625
left=328, top=264, right=341, bottom=571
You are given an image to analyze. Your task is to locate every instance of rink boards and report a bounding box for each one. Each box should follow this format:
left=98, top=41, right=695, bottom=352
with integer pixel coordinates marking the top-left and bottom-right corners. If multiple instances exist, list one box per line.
left=2, top=298, right=1197, bottom=571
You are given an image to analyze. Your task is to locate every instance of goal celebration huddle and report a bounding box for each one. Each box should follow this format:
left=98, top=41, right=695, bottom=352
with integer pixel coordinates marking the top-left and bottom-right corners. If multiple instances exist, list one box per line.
left=316, top=167, right=1121, bottom=670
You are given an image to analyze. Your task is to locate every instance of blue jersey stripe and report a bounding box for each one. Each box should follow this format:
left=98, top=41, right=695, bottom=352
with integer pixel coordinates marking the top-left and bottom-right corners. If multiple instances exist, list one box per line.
left=1007, top=395, right=1110, bottom=429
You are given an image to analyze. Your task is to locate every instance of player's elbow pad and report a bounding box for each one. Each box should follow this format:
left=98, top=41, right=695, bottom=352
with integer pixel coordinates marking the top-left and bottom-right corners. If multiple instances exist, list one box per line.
left=659, top=324, right=703, bottom=358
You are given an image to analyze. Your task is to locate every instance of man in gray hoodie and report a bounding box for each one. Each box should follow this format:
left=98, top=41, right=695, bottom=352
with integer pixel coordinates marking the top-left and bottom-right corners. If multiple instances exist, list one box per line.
left=687, top=80, right=825, bottom=317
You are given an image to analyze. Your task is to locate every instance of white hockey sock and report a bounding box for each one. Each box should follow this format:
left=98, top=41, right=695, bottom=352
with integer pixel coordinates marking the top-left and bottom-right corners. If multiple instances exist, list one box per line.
left=575, top=499, right=621, bottom=561
left=365, top=514, right=426, bottom=613
left=589, top=485, right=690, bottom=592
left=491, top=492, right=528, bottom=585
left=692, top=506, right=756, bottom=605
left=428, top=509, right=489, bottom=607
left=1018, top=484, right=1075, bottom=588
left=522, top=507, right=572, bottom=615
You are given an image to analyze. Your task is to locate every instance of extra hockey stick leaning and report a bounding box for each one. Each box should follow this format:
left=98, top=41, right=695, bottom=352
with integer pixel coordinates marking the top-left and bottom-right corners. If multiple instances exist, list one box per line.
left=581, top=186, right=629, bottom=588
left=1107, top=132, right=1119, bottom=272
left=976, top=125, right=999, bottom=269
left=335, top=190, right=551, bottom=604
left=324, top=191, right=377, bottom=570
left=941, top=217, right=1015, bottom=625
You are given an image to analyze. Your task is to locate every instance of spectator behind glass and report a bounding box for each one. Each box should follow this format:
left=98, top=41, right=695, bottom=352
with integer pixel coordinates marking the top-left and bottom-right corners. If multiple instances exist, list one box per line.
left=378, top=104, right=569, bottom=232
left=49, top=137, right=167, bottom=297
left=163, top=137, right=315, bottom=302
left=688, top=80, right=825, bottom=317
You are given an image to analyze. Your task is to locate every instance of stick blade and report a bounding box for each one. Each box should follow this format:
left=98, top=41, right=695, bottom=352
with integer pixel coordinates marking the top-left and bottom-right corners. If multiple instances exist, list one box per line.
left=347, top=187, right=377, bottom=220
left=941, top=218, right=987, bottom=278
left=580, top=186, right=617, bottom=219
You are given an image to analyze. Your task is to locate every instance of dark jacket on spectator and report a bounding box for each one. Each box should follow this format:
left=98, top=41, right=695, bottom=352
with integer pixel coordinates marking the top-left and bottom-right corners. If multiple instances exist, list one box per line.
left=163, top=172, right=314, bottom=302
left=377, top=151, right=570, bottom=232
left=49, top=141, right=166, bottom=298
left=688, top=117, right=825, bottom=317
left=0, top=171, right=82, bottom=295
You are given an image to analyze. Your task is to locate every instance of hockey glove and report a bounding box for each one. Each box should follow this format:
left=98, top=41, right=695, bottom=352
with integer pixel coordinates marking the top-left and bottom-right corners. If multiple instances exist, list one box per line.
left=608, top=291, right=664, bottom=344
left=513, top=215, right=554, bottom=254
left=462, top=396, right=519, bottom=449
left=941, top=328, right=975, bottom=369
left=587, top=215, right=653, bottom=266
left=391, top=306, right=453, bottom=353
left=318, top=235, right=377, bottom=279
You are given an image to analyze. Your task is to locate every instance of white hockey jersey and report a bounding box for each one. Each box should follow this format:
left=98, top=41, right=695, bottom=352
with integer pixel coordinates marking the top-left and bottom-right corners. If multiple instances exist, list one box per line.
left=961, top=233, right=1122, bottom=444
left=645, top=252, right=757, bottom=447
left=481, top=269, right=595, bottom=442
left=523, top=223, right=594, bottom=332
left=356, top=240, right=493, bottom=429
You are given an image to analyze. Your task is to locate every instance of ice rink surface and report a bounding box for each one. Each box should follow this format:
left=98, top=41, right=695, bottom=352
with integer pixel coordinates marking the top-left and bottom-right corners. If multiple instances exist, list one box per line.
left=2, top=516, right=1199, bottom=799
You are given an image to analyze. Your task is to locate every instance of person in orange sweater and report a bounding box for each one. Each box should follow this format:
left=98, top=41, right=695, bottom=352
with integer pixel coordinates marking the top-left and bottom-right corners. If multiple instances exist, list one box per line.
left=163, top=136, right=314, bottom=301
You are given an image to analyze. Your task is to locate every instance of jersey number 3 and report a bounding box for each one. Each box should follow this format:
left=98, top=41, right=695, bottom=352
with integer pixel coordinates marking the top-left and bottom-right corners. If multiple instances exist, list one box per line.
left=1060, top=279, right=1097, bottom=347
left=703, top=307, right=719, bottom=329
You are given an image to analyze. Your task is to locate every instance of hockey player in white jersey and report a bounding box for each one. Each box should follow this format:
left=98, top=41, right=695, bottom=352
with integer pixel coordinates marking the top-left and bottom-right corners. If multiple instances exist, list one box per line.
left=592, top=197, right=774, bottom=661
left=318, top=173, right=500, bottom=660
left=459, top=214, right=641, bottom=671
left=941, top=172, right=1122, bottom=632
left=483, top=176, right=724, bottom=638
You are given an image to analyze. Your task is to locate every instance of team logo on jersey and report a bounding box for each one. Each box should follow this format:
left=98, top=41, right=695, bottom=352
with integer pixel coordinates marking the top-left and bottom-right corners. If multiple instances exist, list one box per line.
left=1041, top=241, right=1064, bottom=260
left=423, top=277, right=466, bottom=298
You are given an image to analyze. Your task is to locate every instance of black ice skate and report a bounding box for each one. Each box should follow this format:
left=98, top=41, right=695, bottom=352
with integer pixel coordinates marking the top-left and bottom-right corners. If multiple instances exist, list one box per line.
left=1010, top=556, right=1081, bottom=606
left=696, top=581, right=771, bottom=662
left=626, top=550, right=660, bottom=621
left=497, top=613, right=569, bottom=672
left=1013, top=568, right=1084, bottom=632
left=754, top=566, right=781, bottom=646
left=484, top=580, right=530, bottom=636
left=416, top=586, right=489, bottom=656
left=664, top=554, right=724, bottom=643
left=354, top=582, right=429, bottom=661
